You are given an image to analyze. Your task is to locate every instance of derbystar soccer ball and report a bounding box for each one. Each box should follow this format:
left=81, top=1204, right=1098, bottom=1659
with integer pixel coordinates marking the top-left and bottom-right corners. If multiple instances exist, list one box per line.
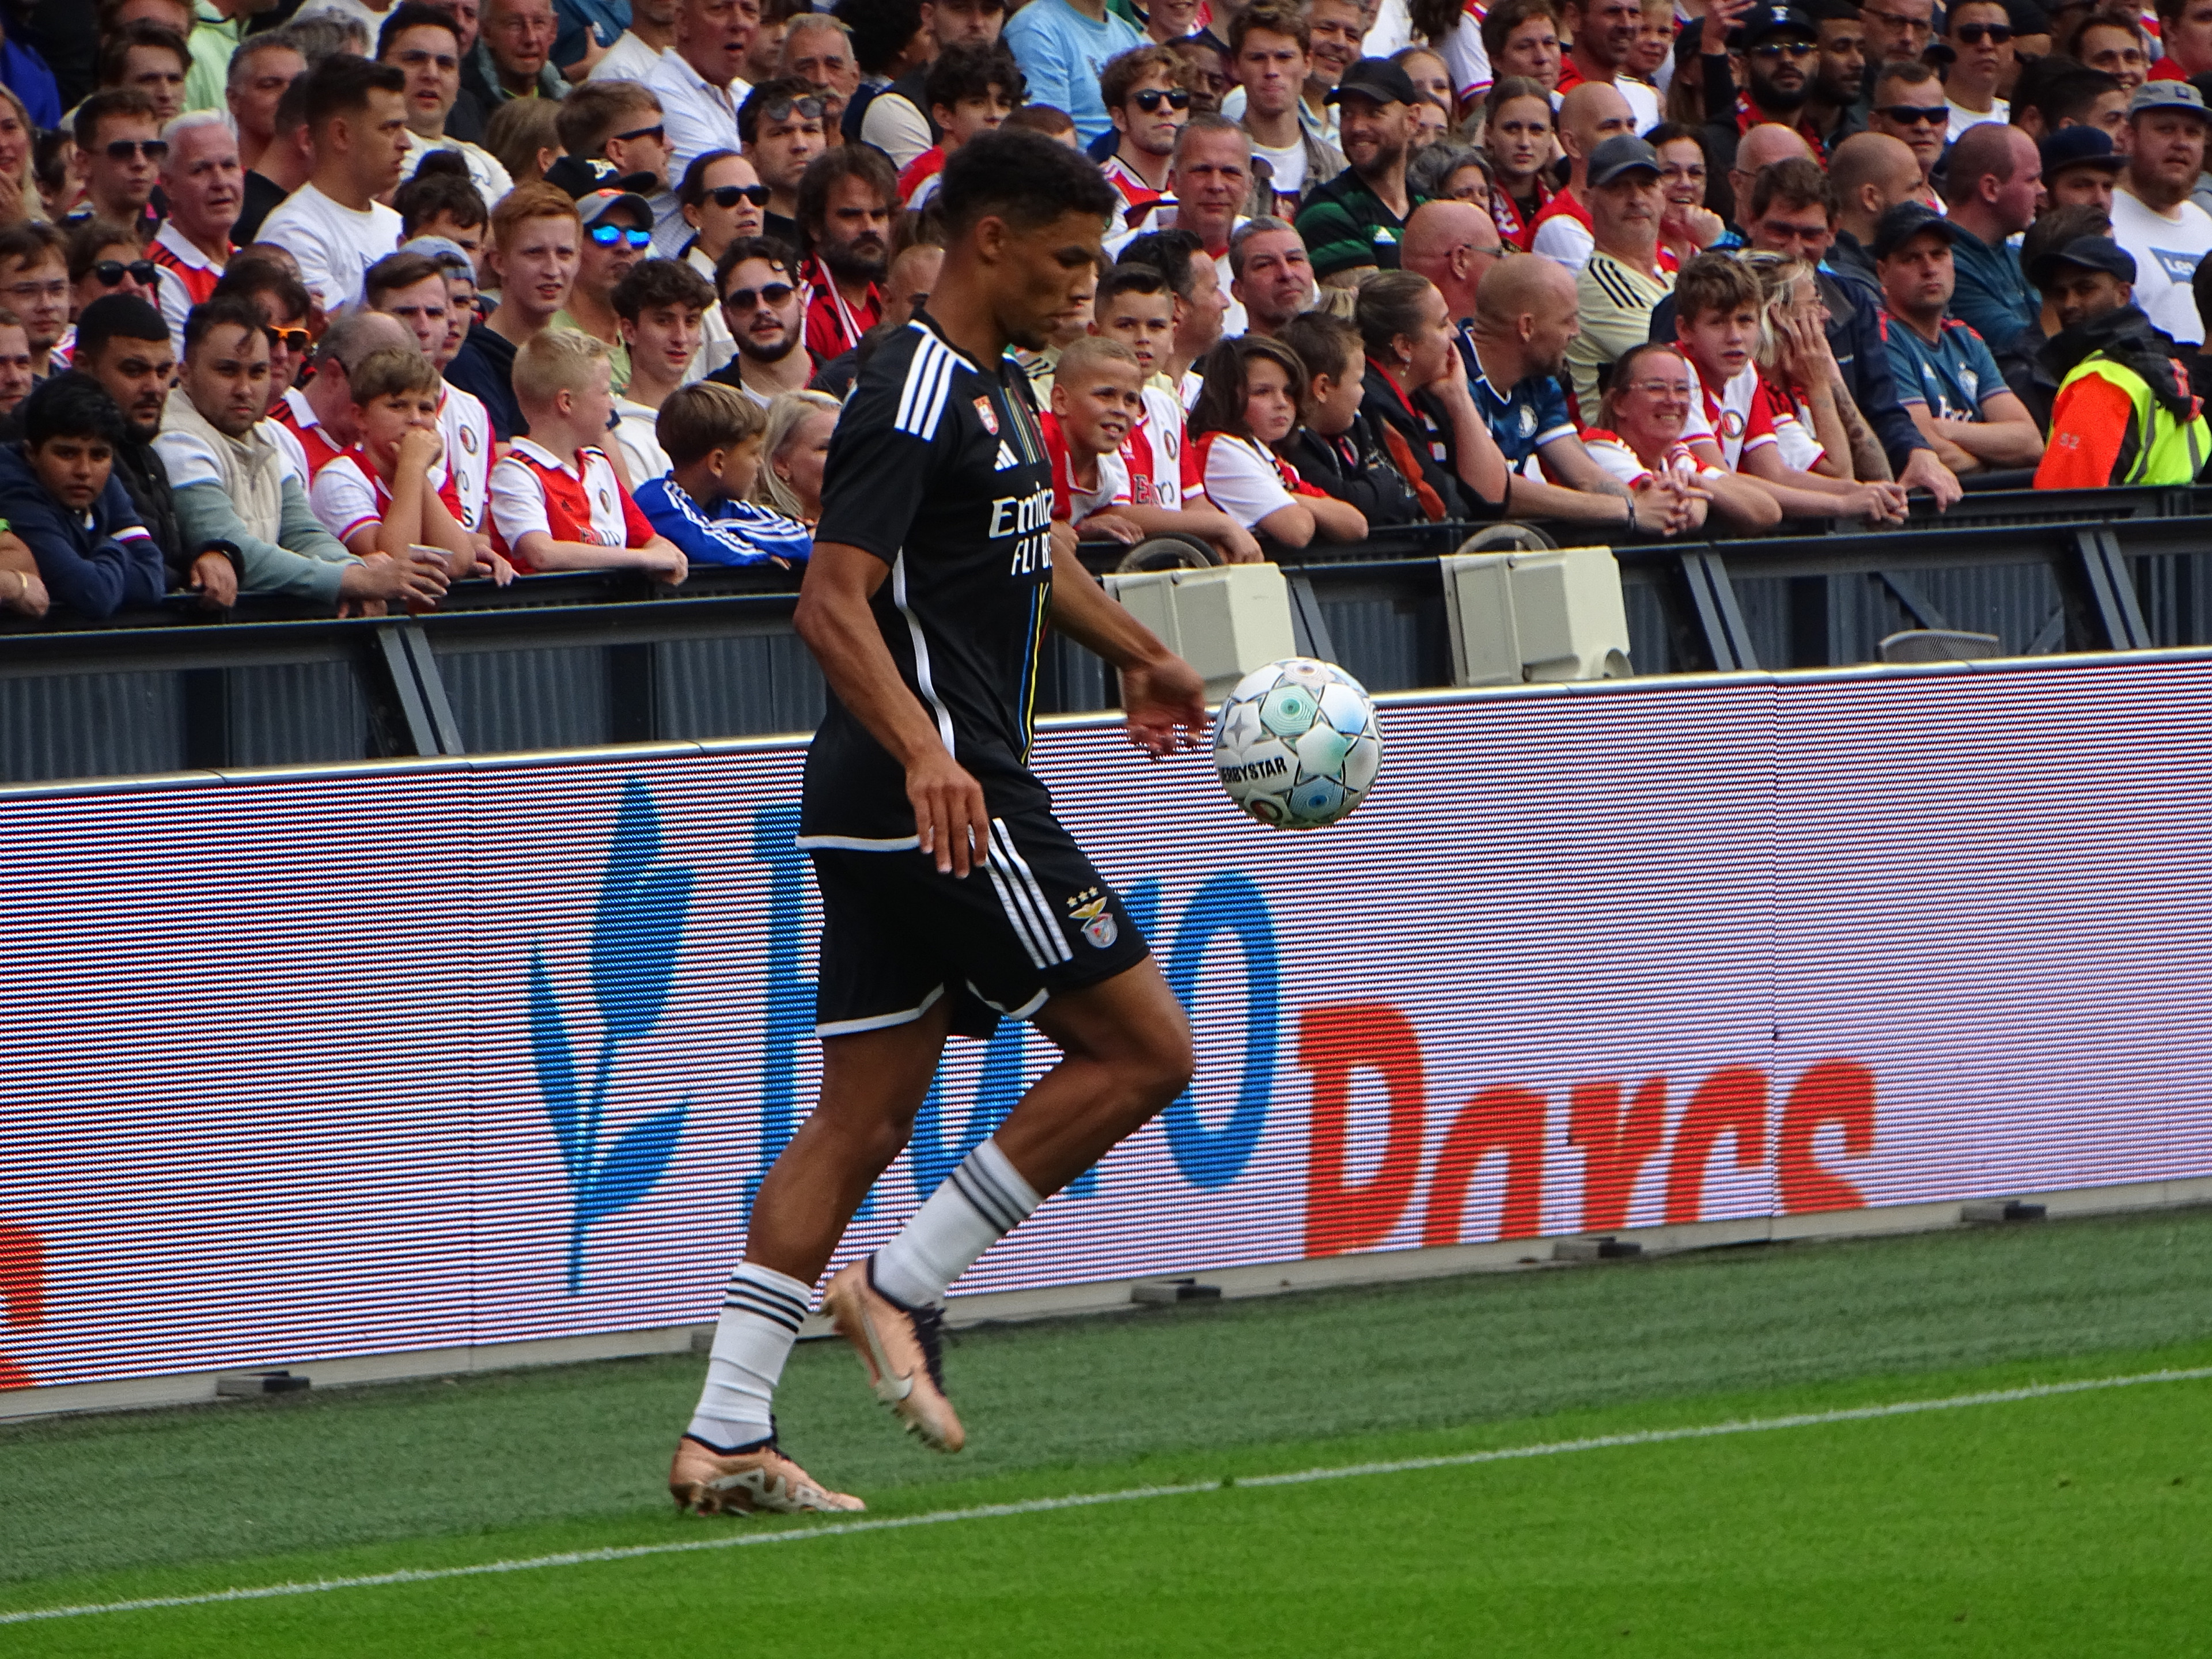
left=1213, top=658, right=1382, bottom=830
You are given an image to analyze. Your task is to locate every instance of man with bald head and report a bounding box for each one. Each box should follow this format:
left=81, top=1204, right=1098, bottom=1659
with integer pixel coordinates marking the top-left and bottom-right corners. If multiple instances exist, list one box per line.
left=1828, top=130, right=1925, bottom=287
left=1401, top=199, right=1503, bottom=328
left=1528, top=81, right=1637, bottom=270
left=1724, top=122, right=1817, bottom=241
left=1465, top=253, right=1691, bottom=532
left=1940, top=123, right=2043, bottom=353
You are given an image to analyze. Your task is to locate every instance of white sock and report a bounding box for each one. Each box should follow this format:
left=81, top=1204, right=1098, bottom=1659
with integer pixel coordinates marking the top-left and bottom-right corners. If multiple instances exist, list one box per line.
left=871, top=1138, right=1043, bottom=1309
left=685, top=1261, right=810, bottom=1450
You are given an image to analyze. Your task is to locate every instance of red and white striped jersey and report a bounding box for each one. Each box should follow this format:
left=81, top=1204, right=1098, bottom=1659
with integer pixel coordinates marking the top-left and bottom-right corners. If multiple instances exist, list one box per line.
left=488, top=438, right=654, bottom=571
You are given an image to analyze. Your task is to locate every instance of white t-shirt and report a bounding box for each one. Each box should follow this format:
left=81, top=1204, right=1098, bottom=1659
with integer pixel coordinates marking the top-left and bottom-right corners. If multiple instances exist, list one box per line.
left=1554, top=74, right=1658, bottom=134
left=309, top=453, right=389, bottom=543
left=1945, top=97, right=2009, bottom=144
left=1442, top=12, right=1491, bottom=102
left=1251, top=137, right=1306, bottom=200
left=1362, top=0, right=1413, bottom=56
left=861, top=87, right=934, bottom=172
left=490, top=438, right=635, bottom=547
left=1132, top=384, right=1191, bottom=510
left=590, top=30, right=668, bottom=84
left=257, top=183, right=404, bottom=312
left=2109, top=185, right=2212, bottom=346
left=1201, top=433, right=1298, bottom=529
left=1531, top=213, right=1596, bottom=272
left=400, top=130, right=513, bottom=210
left=613, top=396, right=673, bottom=485
left=439, top=385, right=493, bottom=533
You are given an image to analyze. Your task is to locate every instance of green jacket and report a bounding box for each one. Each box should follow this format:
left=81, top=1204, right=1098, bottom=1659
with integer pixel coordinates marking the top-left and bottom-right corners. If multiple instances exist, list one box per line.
left=1293, top=168, right=1424, bottom=279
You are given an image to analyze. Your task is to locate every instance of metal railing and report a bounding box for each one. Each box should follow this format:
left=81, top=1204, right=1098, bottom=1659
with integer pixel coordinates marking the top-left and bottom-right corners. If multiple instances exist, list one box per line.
left=3, top=487, right=2210, bottom=785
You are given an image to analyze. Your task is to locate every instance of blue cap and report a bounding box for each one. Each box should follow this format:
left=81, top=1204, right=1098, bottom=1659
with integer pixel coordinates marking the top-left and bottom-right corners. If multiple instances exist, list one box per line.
left=1872, top=200, right=1956, bottom=260
left=2039, top=126, right=2125, bottom=176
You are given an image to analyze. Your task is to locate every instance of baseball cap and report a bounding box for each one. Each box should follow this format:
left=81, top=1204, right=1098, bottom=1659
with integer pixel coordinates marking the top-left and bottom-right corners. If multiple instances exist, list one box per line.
left=543, top=153, right=660, bottom=203
left=1586, top=135, right=1662, bottom=187
left=399, top=234, right=476, bottom=273
left=576, top=187, right=656, bottom=230
left=1740, top=4, right=1818, bottom=46
left=2039, top=126, right=2126, bottom=176
left=2028, top=234, right=2137, bottom=286
left=2005, top=0, right=2051, bottom=33
left=1325, top=56, right=1420, bottom=106
left=2128, top=79, right=2211, bottom=119
left=1871, top=200, right=1956, bottom=259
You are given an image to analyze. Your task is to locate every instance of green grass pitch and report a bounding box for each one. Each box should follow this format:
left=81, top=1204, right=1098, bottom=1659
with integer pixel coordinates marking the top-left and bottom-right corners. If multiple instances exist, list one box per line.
left=5, top=1207, right=2211, bottom=1656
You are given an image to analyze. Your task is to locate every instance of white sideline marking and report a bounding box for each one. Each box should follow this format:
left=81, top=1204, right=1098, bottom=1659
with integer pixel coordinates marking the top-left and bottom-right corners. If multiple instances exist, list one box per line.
left=6, top=1365, right=2207, bottom=1627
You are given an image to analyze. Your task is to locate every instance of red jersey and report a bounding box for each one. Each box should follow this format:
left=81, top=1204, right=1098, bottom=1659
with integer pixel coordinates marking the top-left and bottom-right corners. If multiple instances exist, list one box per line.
left=487, top=438, right=655, bottom=571
left=270, top=387, right=345, bottom=479
left=801, top=257, right=882, bottom=366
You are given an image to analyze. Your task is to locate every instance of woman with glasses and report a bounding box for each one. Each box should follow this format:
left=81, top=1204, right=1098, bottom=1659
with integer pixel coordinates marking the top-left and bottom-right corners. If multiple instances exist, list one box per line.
left=677, top=150, right=768, bottom=378
left=1581, top=340, right=1776, bottom=532
left=1647, top=120, right=1722, bottom=269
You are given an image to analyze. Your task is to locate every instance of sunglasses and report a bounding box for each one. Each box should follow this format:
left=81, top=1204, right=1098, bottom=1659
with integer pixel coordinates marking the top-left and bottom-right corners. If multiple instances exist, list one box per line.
left=264, top=325, right=311, bottom=353
left=92, top=259, right=158, bottom=287
left=611, top=123, right=665, bottom=144
left=1878, top=104, right=1950, bottom=125
left=724, top=281, right=795, bottom=310
left=1751, top=39, right=1816, bottom=59
left=707, top=183, right=772, bottom=207
left=1954, top=22, right=2013, bottom=43
left=588, top=222, right=654, bottom=248
left=105, top=138, right=168, bottom=160
left=1131, top=87, right=1192, bottom=112
left=756, top=95, right=825, bottom=123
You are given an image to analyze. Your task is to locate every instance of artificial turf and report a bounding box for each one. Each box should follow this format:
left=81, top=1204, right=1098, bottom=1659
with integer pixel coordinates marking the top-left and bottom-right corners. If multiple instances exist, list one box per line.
left=5, top=1207, right=2212, bottom=1654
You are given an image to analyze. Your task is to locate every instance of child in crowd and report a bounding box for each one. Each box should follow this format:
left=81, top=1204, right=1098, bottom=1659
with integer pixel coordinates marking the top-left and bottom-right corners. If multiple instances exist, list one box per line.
left=1044, top=336, right=1263, bottom=559
left=899, top=45, right=1023, bottom=210
left=1187, top=335, right=1368, bottom=547
left=1672, top=252, right=1906, bottom=523
left=0, top=374, right=164, bottom=618
left=632, top=381, right=813, bottom=566
left=1274, top=311, right=1428, bottom=528
left=312, top=347, right=503, bottom=581
left=1091, top=264, right=1200, bottom=512
left=611, top=258, right=719, bottom=484
left=488, top=330, right=690, bottom=581
left=1581, top=341, right=1771, bottom=532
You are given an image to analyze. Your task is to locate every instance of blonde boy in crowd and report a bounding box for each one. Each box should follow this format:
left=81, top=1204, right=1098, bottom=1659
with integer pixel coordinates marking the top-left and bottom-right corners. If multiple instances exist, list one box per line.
left=310, top=346, right=501, bottom=581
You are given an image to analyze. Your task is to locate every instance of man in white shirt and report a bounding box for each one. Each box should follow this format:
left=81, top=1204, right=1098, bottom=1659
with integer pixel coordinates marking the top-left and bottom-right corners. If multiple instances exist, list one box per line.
left=609, top=256, right=716, bottom=481
left=857, top=0, right=1003, bottom=170
left=2107, top=79, right=2212, bottom=345
left=592, top=0, right=679, bottom=82
left=1230, top=5, right=1346, bottom=214
left=647, top=0, right=758, bottom=194
left=1558, top=0, right=1660, bottom=132
left=1940, top=0, right=2012, bottom=140
left=381, top=1, right=515, bottom=204
left=257, top=54, right=410, bottom=311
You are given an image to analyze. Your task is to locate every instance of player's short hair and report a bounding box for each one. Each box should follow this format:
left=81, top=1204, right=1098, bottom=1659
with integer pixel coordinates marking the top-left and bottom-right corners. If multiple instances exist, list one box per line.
left=1055, top=334, right=1142, bottom=385
left=556, top=78, right=662, bottom=159
left=715, top=234, right=800, bottom=297
left=182, top=292, right=267, bottom=354
left=302, top=52, right=406, bottom=139
left=364, top=250, right=448, bottom=308
left=611, top=256, right=716, bottom=320
left=797, top=144, right=898, bottom=237
left=74, top=88, right=159, bottom=152
left=514, top=327, right=611, bottom=409
left=1674, top=251, right=1763, bottom=323
left=1276, top=310, right=1359, bottom=383
left=23, top=372, right=129, bottom=449
left=491, top=180, right=582, bottom=249
left=1748, top=157, right=1837, bottom=221
left=1188, top=334, right=1309, bottom=438
left=925, top=43, right=1025, bottom=115
left=657, top=379, right=765, bottom=467
left=349, top=345, right=441, bottom=405
left=1119, top=228, right=1206, bottom=300
left=1229, top=4, right=1309, bottom=56
left=1096, top=260, right=1173, bottom=313
left=938, top=128, right=1118, bottom=237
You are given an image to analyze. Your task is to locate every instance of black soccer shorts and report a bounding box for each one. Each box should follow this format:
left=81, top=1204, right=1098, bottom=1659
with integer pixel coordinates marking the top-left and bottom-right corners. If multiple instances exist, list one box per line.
left=810, top=808, right=1151, bottom=1040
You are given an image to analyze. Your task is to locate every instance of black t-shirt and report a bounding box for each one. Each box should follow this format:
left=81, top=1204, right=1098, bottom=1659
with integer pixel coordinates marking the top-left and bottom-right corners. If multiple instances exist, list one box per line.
left=800, top=312, right=1057, bottom=844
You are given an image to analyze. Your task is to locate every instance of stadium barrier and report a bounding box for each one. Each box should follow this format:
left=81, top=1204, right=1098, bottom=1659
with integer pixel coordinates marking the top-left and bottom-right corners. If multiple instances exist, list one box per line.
left=4, top=648, right=2210, bottom=1410
left=3, top=491, right=2212, bottom=786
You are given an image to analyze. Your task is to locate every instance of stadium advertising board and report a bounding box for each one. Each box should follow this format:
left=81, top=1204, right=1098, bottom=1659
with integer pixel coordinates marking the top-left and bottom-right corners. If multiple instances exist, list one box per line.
left=3, top=655, right=2210, bottom=1392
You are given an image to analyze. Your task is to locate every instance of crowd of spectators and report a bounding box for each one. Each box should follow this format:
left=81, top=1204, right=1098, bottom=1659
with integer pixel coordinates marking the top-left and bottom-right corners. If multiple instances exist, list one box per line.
left=0, top=0, right=2207, bottom=620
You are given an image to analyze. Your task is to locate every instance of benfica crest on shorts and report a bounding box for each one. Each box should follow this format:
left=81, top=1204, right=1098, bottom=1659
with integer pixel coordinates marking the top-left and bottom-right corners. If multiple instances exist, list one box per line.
left=974, top=396, right=998, bottom=434
left=1067, top=891, right=1116, bottom=949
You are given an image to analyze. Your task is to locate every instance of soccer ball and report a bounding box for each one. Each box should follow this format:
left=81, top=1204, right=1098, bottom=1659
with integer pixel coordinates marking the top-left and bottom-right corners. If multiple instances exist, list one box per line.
left=1212, top=658, right=1382, bottom=830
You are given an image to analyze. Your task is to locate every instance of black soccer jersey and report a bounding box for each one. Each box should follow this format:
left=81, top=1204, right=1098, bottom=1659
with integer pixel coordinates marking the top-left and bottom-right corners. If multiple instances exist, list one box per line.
left=800, top=312, right=1060, bottom=846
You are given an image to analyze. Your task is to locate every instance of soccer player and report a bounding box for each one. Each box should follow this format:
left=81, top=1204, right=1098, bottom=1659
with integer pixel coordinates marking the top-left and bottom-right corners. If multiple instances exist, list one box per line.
left=669, top=128, right=1208, bottom=1517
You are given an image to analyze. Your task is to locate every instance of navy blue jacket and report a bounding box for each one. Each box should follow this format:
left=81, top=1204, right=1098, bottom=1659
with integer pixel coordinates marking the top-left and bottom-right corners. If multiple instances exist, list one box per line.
left=0, top=442, right=166, bottom=618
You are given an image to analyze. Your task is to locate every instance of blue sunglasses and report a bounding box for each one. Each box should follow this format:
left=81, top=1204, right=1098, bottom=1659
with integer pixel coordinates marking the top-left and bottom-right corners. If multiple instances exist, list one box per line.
left=589, top=223, right=654, bottom=249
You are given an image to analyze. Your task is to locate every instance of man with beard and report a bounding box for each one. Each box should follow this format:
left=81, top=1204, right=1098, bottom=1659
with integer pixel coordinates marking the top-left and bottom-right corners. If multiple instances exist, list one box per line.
left=445, top=181, right=582, bottom=439
left=1696, top=4, right=1827, bottom=208
left=781, top=13, right=862, bottom=140
left=1555, top=0, right=1658, bottom=132
left=707, top=234, right=815, bottom=403
left=70, top=293, right=237, bottom=604
left=2107, top=80, right=2212, bottom=346
left=1295, top=56, right=1421, bottom=278
left=149, top=113, right=242, bottom=357
left=1228, top=217, right=1315, bottom=338
left=1804, top=0, right=1870, bottom=151
left=2031, top=236, right=2210, bottom=483
left=552, top=188, right=654, bottom=390
left=157, top=296, right=449, bottom=609
left=1463, top=252, right=1691, bottom=531
left=1565, top=135, right=1671, bottom=414
left=795, top=145, right=893, bottom=364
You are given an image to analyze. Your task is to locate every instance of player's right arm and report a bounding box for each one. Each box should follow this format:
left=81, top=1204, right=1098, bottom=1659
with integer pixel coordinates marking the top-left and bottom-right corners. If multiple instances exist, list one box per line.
left=794, top=543, right=993, bottom=880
